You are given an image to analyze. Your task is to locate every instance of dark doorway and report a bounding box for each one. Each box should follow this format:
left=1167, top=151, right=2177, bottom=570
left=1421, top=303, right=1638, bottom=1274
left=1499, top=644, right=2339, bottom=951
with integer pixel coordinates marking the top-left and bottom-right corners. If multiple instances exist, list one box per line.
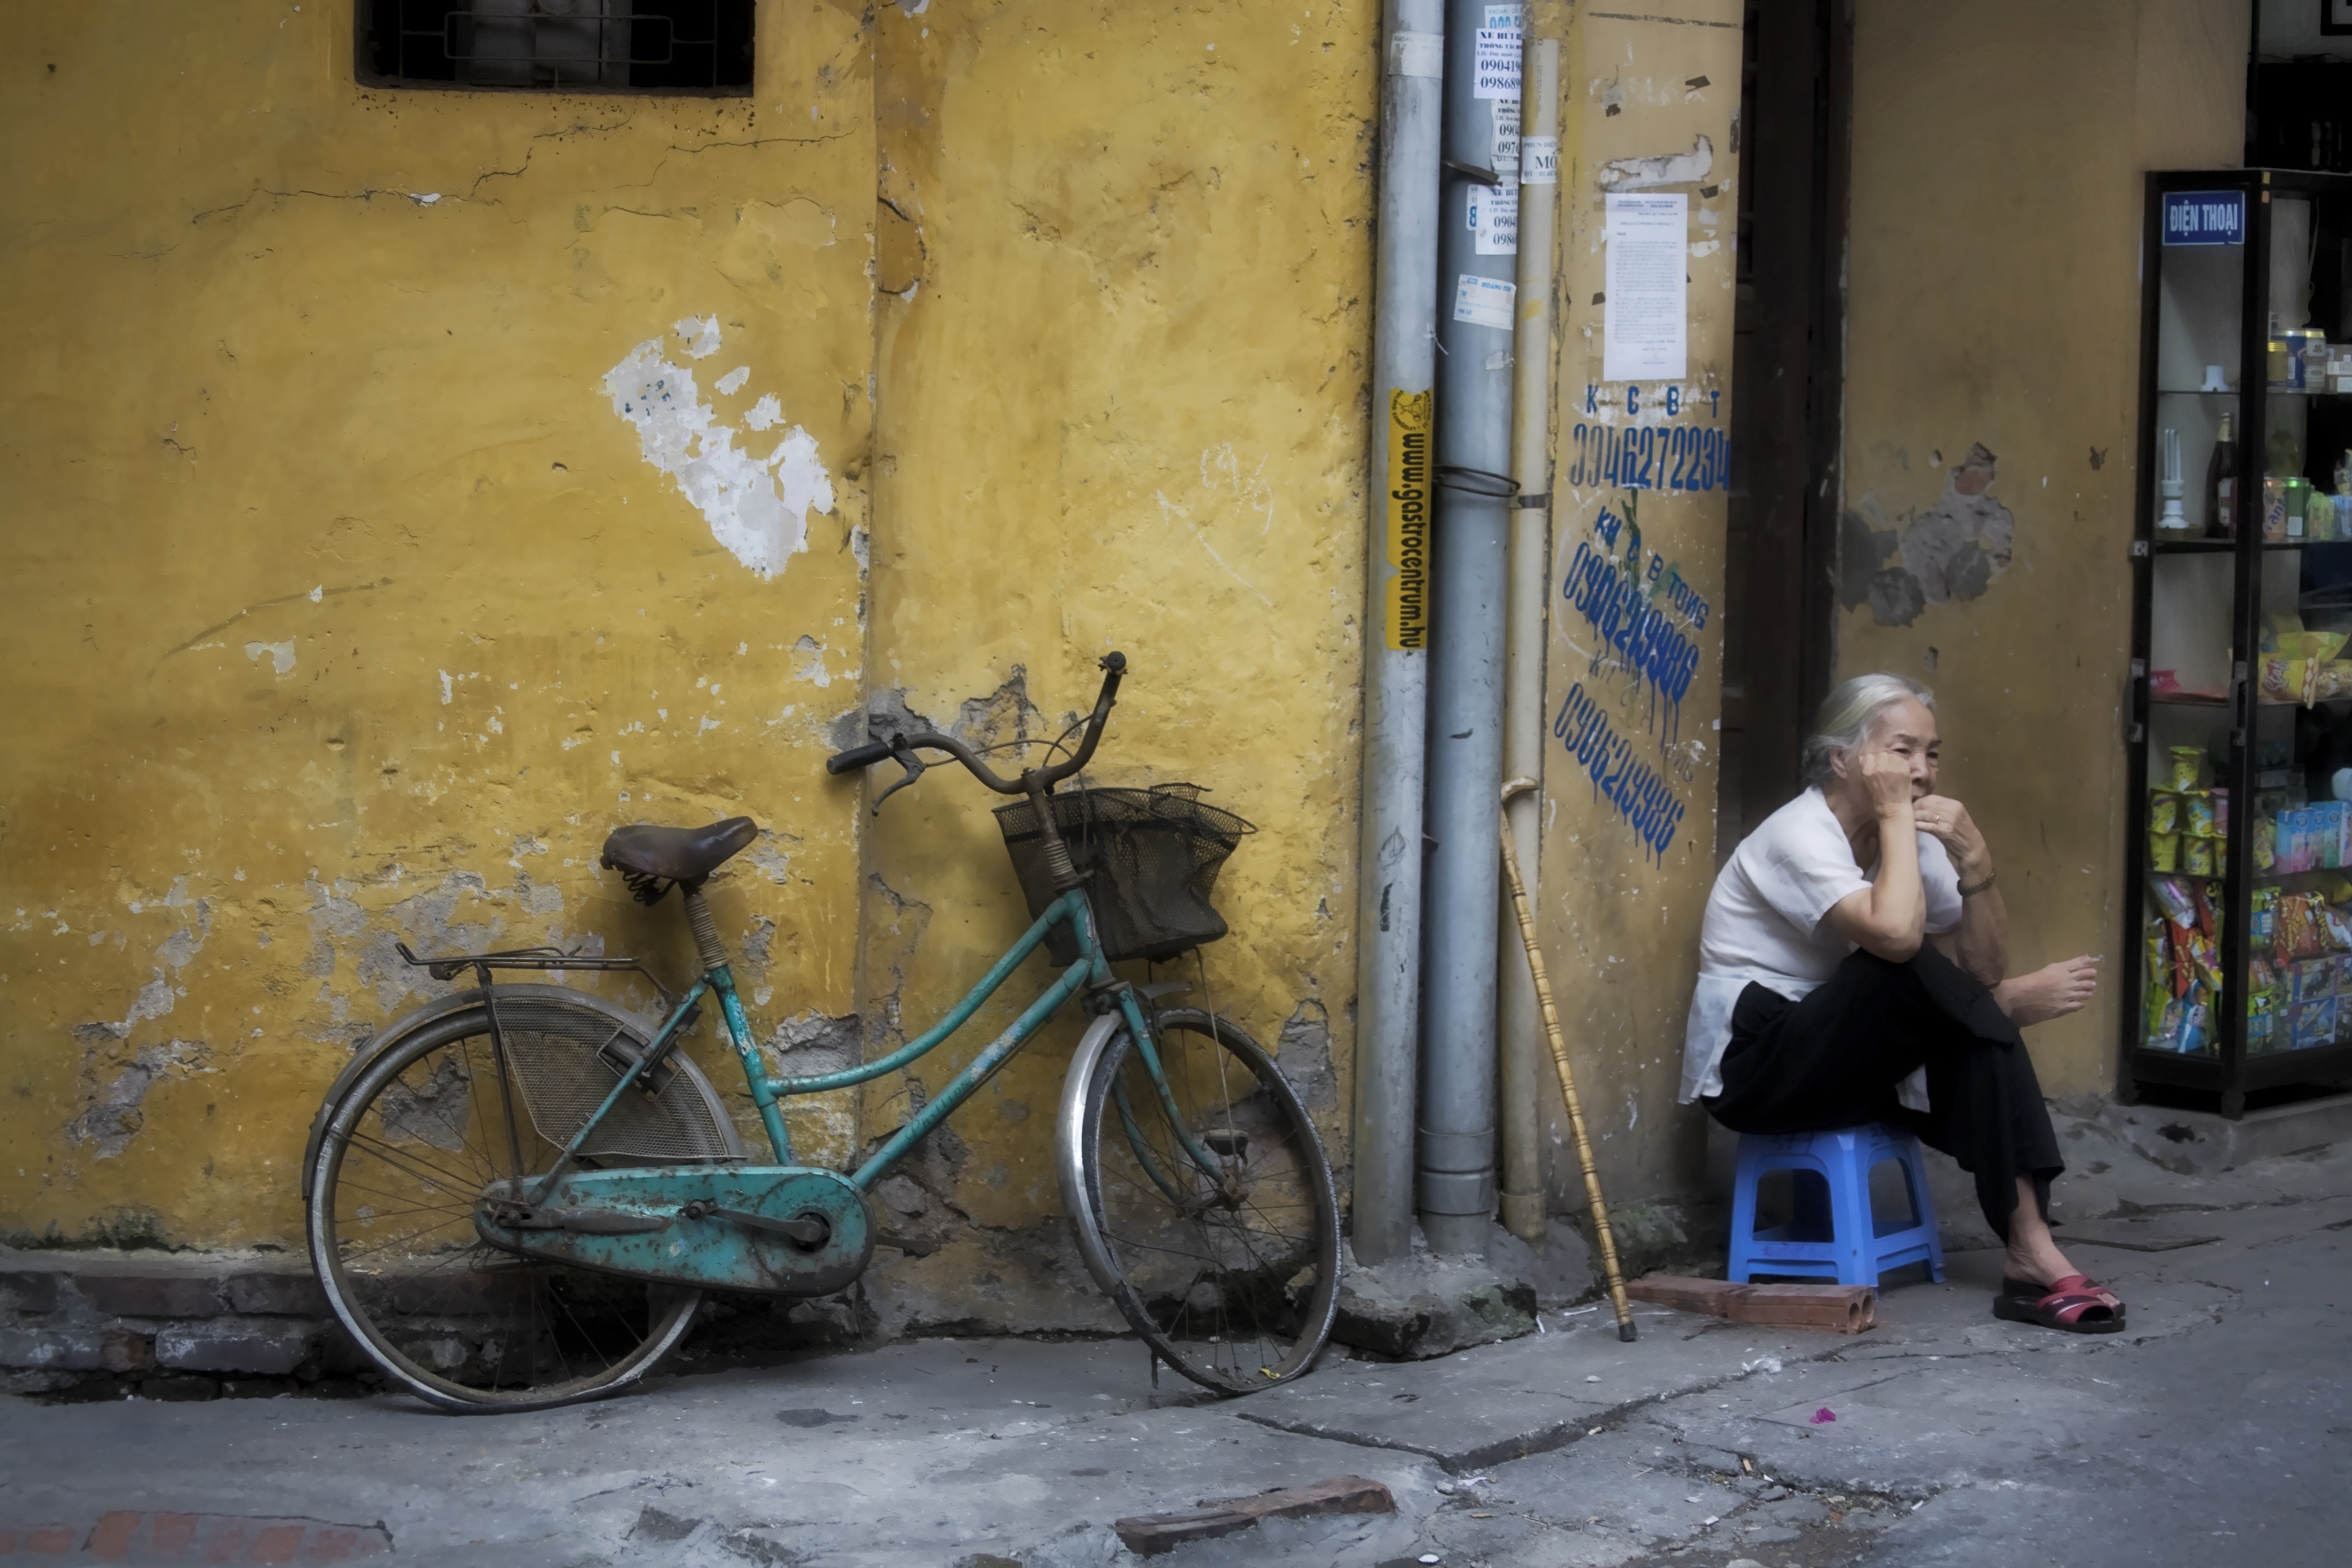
left=1716, top=0, right=1852, bottom=859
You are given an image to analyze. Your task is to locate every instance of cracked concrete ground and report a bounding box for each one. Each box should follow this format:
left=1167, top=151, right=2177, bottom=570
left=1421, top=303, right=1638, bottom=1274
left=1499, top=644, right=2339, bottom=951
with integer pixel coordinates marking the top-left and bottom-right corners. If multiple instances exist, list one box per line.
left=2, top=1140, right=2345, bottom=1566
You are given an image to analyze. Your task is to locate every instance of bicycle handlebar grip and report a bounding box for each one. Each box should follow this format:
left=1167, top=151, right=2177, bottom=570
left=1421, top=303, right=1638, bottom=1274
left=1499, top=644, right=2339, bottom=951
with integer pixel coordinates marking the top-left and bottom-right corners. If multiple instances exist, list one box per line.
left=825, top=739, right=896, bottom=775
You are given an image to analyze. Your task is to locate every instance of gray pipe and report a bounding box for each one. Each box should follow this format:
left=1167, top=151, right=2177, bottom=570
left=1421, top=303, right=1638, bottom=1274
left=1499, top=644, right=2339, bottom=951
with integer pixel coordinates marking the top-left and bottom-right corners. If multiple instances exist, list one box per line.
left=1351, top=0, right=1446, bottom=1268
left=1497, top=23, right=1561, bottom=1245
left=1417, top=0, right=1518, bottom=1259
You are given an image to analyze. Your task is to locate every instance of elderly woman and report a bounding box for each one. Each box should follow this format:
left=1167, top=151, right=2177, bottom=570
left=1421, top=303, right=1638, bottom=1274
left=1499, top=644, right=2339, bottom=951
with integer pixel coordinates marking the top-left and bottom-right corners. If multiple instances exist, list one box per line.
left=1681, top=674, right=2119, bottom=1332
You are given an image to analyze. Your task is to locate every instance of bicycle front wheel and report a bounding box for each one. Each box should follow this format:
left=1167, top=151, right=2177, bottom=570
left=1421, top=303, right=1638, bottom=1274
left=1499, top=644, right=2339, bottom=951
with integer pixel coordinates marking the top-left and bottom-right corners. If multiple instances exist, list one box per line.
left=1075, top=1008, right=1340, bottom=1393
left=307, top=990, right=737, bottom=1411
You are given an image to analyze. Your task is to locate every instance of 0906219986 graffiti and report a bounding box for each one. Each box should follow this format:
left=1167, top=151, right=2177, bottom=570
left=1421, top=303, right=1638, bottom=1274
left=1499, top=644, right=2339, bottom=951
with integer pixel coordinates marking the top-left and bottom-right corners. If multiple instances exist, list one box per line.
left=1552, top=680, right=1686, bottom=860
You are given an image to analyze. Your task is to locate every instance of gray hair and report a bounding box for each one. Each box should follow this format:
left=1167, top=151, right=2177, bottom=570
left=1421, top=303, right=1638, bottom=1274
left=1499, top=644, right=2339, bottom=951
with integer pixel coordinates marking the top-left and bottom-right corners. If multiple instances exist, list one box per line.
left=1800, top=673, right=1935, bottom=787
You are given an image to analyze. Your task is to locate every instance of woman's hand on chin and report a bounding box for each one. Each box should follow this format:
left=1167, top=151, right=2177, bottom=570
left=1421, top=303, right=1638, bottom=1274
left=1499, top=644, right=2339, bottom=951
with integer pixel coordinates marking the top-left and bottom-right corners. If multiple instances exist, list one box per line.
left=1857, top=752, right=1916, bottom=818
left=1995, top=956, right=2100, bottom=1027
left=1914, top=793, right=1991, bottom=878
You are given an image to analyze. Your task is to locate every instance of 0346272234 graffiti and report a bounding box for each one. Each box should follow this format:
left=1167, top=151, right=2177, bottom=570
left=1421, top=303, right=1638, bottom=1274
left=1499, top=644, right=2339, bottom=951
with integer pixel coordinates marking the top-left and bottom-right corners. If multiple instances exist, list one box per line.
left=1552, top=680, right=1687, bottom=861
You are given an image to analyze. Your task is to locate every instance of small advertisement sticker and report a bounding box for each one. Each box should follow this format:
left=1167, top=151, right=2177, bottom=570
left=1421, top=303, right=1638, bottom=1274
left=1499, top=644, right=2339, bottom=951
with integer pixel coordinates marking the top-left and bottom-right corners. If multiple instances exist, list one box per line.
left=1474, top=5, right=1522, bottom=99
left=1453, top=273, right=1517, bottom=331
left=1469, top=183, right=1519, bottom=256
left=1520, top=135, right=1559, bottom=185
left=1385, top=390, right=1433, bottom=651
left=2162, top=190, right=2245, bottom=247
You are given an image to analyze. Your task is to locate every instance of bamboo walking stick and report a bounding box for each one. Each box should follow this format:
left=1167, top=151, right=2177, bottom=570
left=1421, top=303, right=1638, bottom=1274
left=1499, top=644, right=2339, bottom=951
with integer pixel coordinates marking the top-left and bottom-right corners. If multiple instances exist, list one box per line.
left=1499, top=777, right=1637, bottom=1341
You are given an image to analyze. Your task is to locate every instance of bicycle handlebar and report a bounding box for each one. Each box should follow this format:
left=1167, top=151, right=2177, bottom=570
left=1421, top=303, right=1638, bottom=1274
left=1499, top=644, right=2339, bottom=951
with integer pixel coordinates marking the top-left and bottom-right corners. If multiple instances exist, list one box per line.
left=823, top=741, right=895, bottom=775
left=826, top=651, right=1126, bottom=806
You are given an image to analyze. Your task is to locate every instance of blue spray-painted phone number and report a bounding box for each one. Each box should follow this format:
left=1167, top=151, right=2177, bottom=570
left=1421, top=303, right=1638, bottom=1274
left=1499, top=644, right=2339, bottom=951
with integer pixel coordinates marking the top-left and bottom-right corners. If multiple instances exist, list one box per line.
left=1553, top=680, right=1687, bottom=860
left=1566, top=422, right=1730, bottom=492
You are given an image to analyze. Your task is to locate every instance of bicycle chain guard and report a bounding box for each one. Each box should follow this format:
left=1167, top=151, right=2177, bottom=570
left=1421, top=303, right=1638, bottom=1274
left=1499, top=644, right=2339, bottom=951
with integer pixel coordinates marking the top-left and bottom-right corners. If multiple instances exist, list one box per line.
left=474, top=1166, right=872, bottom=1297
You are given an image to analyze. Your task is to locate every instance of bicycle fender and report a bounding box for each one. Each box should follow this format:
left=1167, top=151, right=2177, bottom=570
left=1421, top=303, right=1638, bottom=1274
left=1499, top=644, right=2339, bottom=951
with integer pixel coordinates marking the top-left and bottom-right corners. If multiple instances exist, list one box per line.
left=1055, top=1011, right=1127, bottom=1298
left=300, top=984, right=741, bottom=1202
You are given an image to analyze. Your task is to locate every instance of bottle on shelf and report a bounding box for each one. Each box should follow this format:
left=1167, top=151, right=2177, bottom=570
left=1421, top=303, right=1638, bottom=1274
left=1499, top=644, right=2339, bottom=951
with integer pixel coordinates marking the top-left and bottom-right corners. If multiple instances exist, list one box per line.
left=2267, top=421, right=2308, bottom=542
left=2335, top=453, right=2352, bottom=541
left=2209, top=412, right=2237, bottom=538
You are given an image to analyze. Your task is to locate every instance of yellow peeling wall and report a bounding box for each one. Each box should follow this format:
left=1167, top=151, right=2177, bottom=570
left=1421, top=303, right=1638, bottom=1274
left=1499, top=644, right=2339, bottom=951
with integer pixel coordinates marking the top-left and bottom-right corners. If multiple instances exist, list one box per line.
left=1532, top=1, right=1744, bottom=1215
left=851, top=1, right=1373, bottom=1332
left=1836, top=0, right=2245, bottom=1098
left=0, top=0, right=1373, bottom=1308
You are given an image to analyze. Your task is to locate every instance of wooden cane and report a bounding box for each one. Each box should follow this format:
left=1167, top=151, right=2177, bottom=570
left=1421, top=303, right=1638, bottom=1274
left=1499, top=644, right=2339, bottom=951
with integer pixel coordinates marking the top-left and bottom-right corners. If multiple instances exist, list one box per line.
left=1499, top=777, right=1637, bottom=1341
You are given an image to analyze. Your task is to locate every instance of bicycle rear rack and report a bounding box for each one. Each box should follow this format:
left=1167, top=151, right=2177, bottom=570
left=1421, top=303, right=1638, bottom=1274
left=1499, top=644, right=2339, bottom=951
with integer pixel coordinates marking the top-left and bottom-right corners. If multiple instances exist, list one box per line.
left=394, top=942, right=678, bottom=1005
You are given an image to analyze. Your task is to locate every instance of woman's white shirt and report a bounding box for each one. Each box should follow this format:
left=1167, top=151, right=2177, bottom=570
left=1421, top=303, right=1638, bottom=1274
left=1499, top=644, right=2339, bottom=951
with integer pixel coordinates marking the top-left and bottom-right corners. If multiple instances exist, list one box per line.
left=1679, top=786, right=1962, bottom=1107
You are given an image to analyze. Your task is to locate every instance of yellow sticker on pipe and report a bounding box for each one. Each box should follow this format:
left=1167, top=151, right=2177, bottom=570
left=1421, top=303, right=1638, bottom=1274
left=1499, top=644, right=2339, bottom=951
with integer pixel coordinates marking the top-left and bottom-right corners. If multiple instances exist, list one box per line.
left=1386, top=388, right=1433, bottom=651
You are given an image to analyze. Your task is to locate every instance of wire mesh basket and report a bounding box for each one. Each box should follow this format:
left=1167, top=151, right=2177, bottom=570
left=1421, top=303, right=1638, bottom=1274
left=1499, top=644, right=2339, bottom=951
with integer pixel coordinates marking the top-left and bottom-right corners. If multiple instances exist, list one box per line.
left=993, top=784, right=1256, bottom=965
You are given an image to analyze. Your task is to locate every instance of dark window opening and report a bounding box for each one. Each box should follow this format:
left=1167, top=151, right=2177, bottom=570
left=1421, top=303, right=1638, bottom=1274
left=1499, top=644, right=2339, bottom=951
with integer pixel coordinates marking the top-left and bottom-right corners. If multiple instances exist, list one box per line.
left=358, top=1, right=755, bottom=95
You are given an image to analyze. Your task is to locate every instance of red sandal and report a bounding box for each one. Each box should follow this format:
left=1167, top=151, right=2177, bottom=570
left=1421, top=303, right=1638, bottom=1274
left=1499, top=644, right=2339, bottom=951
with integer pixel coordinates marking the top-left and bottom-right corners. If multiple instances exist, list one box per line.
left=1992, top=1273, right=2125, bottom=1334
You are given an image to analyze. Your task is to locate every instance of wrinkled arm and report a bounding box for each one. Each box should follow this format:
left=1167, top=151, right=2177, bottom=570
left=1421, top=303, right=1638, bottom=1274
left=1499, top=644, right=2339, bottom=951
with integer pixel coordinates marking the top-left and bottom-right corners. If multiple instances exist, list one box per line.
left=1823, top=800, right=1924, bottom=961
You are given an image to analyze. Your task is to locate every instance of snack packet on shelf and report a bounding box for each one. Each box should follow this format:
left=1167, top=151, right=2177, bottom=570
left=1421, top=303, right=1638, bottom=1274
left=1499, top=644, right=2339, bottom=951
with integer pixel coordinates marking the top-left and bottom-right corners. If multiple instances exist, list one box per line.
left=2260, top=655, right=2322, bottom=707
left=2147, top=876, right=2198, bottom=926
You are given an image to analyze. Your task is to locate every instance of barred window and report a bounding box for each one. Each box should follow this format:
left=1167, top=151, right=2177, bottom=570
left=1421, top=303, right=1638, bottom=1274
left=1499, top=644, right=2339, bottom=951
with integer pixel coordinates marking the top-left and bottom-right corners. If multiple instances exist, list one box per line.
left=358, top=1, right=755, bottom=95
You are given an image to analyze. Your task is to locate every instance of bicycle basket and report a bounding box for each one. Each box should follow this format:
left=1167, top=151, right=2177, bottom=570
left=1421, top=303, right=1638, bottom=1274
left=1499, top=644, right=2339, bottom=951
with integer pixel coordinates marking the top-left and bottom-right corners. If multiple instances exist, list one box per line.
left=993, top=784, right=1256, bottom=965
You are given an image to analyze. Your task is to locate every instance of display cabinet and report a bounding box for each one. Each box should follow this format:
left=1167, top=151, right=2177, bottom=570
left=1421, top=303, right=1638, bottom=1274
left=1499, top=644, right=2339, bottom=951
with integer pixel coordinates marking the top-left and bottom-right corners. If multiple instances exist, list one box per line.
left=2128, top=168, right=2352, bottom=1117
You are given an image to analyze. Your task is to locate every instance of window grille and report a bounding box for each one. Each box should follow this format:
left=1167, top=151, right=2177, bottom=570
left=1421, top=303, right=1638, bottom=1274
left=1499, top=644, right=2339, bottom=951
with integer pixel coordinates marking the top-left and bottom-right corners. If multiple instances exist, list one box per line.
left=358, top=1, right=754, bottom=95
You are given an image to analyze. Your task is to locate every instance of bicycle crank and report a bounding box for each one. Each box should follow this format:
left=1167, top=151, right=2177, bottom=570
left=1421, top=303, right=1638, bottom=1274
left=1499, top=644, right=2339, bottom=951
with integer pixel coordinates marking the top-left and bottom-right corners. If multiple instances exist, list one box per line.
left=475, top=1166, right=873, bottom=1296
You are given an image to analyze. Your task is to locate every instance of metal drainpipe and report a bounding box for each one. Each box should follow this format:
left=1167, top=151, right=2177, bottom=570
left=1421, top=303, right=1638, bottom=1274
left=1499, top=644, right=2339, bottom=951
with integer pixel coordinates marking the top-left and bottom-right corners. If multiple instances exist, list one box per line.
left=1496, top=17, right=1562, bottom=1245
left=1418, top=0, right=1520, bottom=1260
left=1351, top=0, right=1446, bottom=1268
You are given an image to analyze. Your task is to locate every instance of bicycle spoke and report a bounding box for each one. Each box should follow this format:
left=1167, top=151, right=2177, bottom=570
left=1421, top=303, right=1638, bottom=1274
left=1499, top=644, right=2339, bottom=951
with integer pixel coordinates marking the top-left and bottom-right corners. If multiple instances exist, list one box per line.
left=1079, top=1011, right=1338, bottom=1393
left=312, top=1004, right=718, bottom=1410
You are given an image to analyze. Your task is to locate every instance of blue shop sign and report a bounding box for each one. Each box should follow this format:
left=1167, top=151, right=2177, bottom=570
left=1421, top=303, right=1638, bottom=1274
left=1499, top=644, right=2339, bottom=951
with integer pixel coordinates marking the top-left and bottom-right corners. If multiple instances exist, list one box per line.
left=2162, top=190, right=2245, bottom=246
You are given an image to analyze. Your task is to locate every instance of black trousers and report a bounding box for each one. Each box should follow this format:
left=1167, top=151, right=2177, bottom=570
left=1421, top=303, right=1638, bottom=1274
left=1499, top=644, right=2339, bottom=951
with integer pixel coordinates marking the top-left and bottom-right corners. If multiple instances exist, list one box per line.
left=1703, top=947, right=2063, bottom=1240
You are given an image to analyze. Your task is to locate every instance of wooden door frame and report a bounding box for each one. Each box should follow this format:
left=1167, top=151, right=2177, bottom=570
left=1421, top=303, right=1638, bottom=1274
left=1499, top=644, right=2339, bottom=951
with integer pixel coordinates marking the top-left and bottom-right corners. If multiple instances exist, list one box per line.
left=1716, top=0, right=1852, bottom=857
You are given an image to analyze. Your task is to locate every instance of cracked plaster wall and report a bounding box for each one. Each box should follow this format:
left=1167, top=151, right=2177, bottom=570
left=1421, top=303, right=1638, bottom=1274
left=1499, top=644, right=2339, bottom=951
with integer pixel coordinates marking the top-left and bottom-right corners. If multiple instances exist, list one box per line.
left=2, top=0, right=1376, bottom=1340
left=1, top=1, right=876, bottom=1245
left=1531, top=1, right=1745, bottom=1216
left=853, top=0, right=1374, bottom=1319
left=1834, top=0, right=2245, bottom=1097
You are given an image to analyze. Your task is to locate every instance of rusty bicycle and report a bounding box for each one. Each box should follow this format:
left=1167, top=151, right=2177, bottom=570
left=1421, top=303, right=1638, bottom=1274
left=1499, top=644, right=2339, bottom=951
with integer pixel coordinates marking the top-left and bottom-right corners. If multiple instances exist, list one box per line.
left=301, top=652, right=1341, bottom=1411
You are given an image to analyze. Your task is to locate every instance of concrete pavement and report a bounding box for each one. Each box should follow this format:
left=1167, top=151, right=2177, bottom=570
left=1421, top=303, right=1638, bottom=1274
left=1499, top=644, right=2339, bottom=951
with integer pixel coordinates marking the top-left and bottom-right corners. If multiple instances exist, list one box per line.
left=2, top=1137, right=2347, bottom=1566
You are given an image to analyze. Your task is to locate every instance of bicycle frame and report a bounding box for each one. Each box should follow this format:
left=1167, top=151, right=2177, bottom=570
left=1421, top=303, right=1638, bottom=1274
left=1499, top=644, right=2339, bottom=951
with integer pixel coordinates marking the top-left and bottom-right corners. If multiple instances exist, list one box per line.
left=522, top=885, right=1218, bottom=1210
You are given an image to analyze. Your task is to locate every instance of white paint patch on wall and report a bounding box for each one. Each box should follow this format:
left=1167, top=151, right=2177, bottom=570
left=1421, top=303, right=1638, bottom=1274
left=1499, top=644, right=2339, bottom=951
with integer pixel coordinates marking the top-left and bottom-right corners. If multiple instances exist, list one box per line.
left=674, top=314, right=723, bottom=359
left=244, top=639, right=295, bottom=675
left=716, top=366, right=751, bottom=396
left=605, top=322, right=836, bottom=581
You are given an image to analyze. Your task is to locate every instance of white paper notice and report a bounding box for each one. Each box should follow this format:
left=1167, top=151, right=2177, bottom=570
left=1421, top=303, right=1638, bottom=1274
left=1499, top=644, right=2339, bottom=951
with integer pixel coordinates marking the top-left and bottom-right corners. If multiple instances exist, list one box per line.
left=1468, top=183, right=1518, bottom=255
left=1520, top=135, right=1559, bottom=185
left=1603, top=192, right=1687, bottom=381
left=1474, top=5, right=1521, bottom=99
left=1453, top=273, right=1516, bottom=331
left=1490, top=97, right=1520, bottom=178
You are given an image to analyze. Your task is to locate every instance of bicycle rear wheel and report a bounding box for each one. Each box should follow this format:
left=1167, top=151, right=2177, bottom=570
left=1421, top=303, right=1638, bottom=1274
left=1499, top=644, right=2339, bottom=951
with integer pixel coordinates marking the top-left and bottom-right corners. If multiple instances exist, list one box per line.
left=306, top=990, right=739, bottom=1411
left=1074, top=1008, right=1340, bottom=1393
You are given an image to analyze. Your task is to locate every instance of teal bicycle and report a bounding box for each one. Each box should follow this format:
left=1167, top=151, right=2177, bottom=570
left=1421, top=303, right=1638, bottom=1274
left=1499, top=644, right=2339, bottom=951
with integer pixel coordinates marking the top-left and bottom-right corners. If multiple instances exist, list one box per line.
left=302, top=652, right=1341, bottom=1411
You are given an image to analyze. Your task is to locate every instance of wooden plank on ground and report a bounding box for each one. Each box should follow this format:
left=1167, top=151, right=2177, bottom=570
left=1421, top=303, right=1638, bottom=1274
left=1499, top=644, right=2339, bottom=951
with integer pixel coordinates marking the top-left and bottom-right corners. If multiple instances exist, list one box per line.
left=1112, top=1475, right=1395, bottom=1556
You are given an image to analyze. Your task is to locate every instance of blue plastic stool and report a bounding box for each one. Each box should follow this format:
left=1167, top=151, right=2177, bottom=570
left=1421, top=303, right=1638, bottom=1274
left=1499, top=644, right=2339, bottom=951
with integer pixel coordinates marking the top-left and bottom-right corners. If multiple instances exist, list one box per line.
left=1726, top=1125, right=1945, bottom=1287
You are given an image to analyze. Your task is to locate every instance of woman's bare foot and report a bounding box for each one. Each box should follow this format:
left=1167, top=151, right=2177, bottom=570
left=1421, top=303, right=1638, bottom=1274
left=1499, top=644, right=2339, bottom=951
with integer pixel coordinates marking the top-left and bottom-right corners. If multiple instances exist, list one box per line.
left=1994, top=956, right=2100, bottom=1028
left=2000, top=1176, right=2094, bottom=1292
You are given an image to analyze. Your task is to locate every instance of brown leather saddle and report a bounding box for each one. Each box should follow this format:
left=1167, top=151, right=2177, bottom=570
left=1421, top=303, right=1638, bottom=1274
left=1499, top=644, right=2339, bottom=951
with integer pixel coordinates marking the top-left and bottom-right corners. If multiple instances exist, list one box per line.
left=599, top=816, right=757, bottom=901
